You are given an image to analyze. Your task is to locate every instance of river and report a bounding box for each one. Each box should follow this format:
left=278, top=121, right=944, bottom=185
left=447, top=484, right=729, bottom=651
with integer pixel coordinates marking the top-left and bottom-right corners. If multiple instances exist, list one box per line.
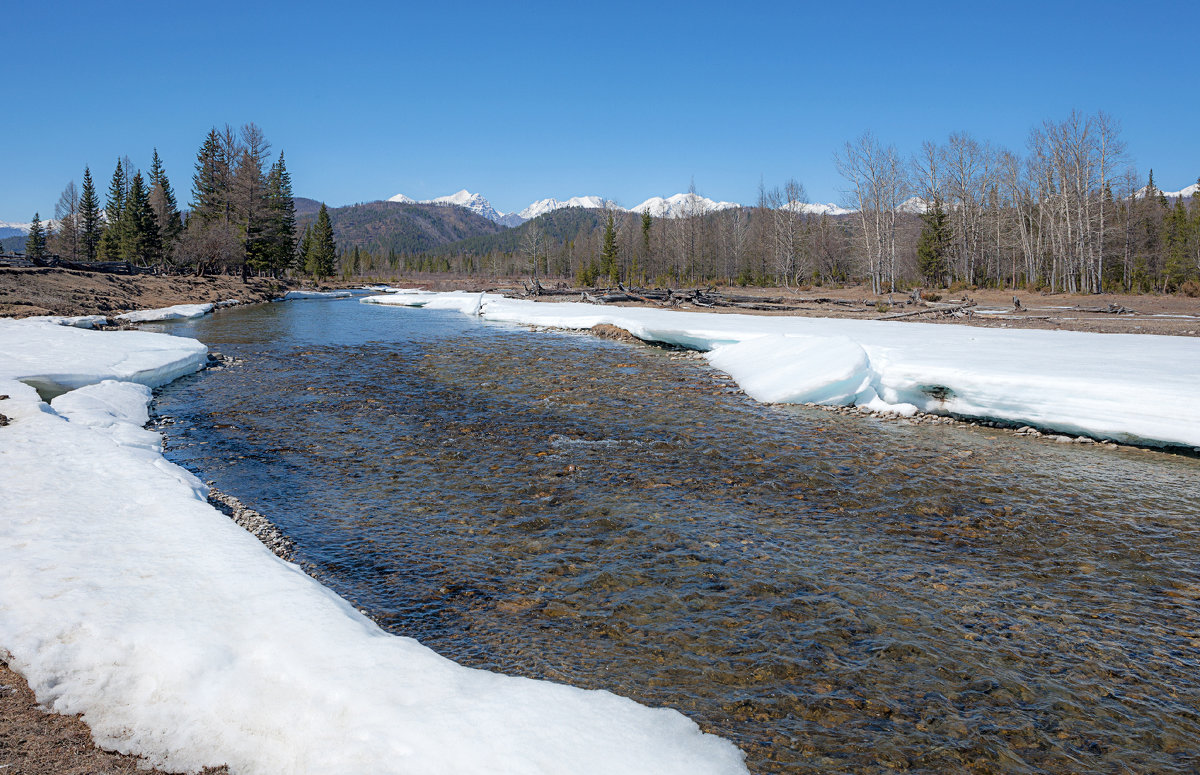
left=153, top=297, right=1200, bottom=773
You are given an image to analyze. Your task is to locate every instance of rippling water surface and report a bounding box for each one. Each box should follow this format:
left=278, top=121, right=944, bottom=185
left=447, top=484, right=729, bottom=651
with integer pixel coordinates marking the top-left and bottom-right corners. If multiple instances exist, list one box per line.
left=154, top=298, right=1200, bottom=773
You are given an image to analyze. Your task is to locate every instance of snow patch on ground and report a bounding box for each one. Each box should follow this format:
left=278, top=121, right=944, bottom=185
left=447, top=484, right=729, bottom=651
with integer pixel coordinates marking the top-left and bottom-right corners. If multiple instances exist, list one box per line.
left=116, top=303, right=214, bottom=323
left=281, top=290, right=353, bottom=300
left=0, top=319, right=746, bottom=774
left=20, top=314, right=110, bottom=329
left=0, top=318, right=210, bottom=397
left=361, top=293, right=1200, bottom=448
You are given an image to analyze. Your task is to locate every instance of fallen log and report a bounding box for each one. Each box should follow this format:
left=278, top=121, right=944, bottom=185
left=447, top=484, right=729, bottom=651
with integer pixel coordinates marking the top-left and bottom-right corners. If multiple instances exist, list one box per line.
left=877, top=301, right=977, bottom=320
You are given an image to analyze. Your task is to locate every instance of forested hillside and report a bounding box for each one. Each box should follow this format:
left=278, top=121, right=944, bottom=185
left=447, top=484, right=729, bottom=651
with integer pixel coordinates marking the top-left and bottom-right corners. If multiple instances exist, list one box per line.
left=295, top=200, right=503, bottom=255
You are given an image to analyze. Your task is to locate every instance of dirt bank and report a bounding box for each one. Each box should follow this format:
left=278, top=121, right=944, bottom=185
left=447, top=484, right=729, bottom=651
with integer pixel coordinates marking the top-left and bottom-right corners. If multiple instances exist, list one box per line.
left=0, top=267, right=301, bottom=318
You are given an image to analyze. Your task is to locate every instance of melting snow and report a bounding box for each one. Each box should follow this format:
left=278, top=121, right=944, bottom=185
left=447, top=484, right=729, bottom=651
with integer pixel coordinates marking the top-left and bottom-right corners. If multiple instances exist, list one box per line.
left=0, top=318, right=746, bottom=773
left=362, top=293, right=1200, bottom=448
left=115, top=303, right=215, bottom=323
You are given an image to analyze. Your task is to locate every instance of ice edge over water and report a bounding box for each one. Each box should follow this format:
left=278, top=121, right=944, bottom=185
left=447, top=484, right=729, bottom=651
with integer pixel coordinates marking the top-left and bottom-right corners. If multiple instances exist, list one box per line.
left=362, top=292, right=1200, bottom=449
left=0, top=317, right=746, bottom=773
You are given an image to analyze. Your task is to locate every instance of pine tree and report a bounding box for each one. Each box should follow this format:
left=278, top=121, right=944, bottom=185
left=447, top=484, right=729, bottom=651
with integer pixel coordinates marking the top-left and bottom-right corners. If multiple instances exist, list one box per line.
left=305, top=204, right=336, bottom=279
left=79, top=167, right=102, bottom=261
left=25, top=213, right=47, bottom=258
left=265, top=153, right=296, bottom=275
left=298, top=223, right=314, bottom=269
left=235, top=124, right=271, bottom=276
left=1163, top=198, right=1192, bottom=289
left=190, top=128, right=227, bottom=224
left=916, top=197, right=952, bottom=286
left=98, top=159, right=127, bottom=259
left=600, top=213, right=619, bottom=284
left=117, top=172, right=160, bottom=265
left=148, top=149, right=182, bottom=264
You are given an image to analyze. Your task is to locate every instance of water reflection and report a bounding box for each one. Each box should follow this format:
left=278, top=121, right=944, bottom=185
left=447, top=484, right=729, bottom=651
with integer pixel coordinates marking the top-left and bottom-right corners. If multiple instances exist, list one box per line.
left=156, top=300, right=1200, bottom=773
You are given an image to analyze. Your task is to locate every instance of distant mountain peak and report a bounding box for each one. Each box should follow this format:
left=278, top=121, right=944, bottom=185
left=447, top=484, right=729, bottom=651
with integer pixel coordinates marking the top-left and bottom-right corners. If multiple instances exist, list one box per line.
left=629, top=193, right=739, bottom=218
left=421, top=189, right=506, bottom=223
left=516, top=196, right=621, bottom=222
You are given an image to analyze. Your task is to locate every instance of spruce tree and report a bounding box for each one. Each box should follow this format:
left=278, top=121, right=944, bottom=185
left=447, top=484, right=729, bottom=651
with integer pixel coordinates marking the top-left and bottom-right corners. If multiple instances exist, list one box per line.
left=98, top=159, right=127, bottom=259
left=25, top=213, right=47, bottom=258
left=305, top=204, right=336, bottom=280
left=79, top=167, right=102, bottom=261
left=600, top=213, right=619, bottom=283
left=190, top=129, right=226, bottom=224
left=234, top=125, right=272, bottom=277
left=148, top=149, right=183, bottom=263
left=265, top=153, right=296, bottom=276
left=117, top=172, right=159, bottom=265
left=916, top=197, right=952, bottom=286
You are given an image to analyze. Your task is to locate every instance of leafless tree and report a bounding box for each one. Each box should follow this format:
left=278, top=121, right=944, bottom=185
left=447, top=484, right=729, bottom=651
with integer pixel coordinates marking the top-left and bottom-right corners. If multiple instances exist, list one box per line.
left=51, top=181, right=80, bottom=260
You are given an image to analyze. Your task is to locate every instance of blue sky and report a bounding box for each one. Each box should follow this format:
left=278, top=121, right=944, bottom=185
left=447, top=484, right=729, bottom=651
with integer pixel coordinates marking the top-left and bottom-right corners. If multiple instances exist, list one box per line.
left=4, top=0, right=1198, bottom=220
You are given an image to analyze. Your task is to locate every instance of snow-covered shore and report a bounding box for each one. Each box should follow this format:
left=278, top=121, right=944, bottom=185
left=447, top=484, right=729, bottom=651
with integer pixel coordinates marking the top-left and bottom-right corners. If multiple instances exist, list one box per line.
left=362, top=291, right=1200, bottom=450
left=0, top=317, right=745, bottom=773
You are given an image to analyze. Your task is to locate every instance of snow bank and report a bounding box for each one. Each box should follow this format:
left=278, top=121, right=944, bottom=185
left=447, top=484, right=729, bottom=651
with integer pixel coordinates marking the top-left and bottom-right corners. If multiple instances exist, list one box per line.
left=0, top=318, right=210, bottom=398
left=360, top=293, right=1200, bottom=448
left=362, top=290, right=492, bottom=311
left=21, top=314, right=110, bottom=329
left=116, top=303, right=215, bottom=323
left=281, top=289, right=353, bottom=300
left=0, top=320, right=746, bottom=773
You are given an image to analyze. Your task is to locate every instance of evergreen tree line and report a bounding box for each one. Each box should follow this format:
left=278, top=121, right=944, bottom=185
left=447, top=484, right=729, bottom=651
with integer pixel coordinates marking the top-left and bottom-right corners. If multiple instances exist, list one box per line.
left=27, top=124, right=299, bottom=278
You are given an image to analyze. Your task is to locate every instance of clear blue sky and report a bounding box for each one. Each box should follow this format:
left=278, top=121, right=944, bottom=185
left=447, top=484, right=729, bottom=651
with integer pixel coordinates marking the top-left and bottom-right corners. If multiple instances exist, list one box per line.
left=4, top=0, right=1198, bottom=220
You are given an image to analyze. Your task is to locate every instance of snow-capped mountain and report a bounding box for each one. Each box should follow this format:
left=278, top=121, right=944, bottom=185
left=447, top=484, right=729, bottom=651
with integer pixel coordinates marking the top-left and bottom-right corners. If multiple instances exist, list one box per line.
left=387, top=189, right=507, bottom=224
left=518, top=196, right=621, bottom=221
left=1134, top=182, right=1200, bottom=200
left=630, top=193, right=739, bottom=218
left=0, top=219, right=60, bottom=239
left=425, top=190, right=504, bottom=223
left=783, top=201, right=854, bottom=216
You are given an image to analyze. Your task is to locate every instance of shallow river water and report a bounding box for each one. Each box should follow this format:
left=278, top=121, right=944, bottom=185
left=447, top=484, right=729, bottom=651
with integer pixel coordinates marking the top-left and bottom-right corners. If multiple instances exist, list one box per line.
left=154, top=298, right=1200, bottom=773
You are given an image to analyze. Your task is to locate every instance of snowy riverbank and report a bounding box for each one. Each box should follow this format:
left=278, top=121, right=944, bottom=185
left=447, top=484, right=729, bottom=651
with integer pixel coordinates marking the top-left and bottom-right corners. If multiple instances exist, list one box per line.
left=362, top=291, right=1200, bottom=450
left=0, top=317, right=746, bottom=774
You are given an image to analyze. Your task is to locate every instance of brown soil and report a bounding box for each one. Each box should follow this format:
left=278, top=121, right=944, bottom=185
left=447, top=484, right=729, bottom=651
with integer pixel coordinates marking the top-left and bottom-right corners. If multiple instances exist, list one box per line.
left=0, top=659, right=228, bottom=774
left=0, top=267, right=301, bottom=318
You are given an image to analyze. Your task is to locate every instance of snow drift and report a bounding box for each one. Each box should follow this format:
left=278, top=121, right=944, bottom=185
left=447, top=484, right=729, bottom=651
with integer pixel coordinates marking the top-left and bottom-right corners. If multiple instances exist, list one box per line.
left=0, top=318, right=746, bottom=773
left=362, top=292, right=1200, bottom=449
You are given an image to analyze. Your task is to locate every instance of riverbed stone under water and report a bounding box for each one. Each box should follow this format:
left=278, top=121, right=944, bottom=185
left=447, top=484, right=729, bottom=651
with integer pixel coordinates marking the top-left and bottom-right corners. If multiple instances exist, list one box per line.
left=153, top=300, right=1200, bottom=774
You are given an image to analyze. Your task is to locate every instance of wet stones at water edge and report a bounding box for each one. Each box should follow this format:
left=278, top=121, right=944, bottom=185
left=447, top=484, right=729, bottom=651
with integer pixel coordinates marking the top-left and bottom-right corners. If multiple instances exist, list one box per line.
left=206, top=487, right=295, bottom=562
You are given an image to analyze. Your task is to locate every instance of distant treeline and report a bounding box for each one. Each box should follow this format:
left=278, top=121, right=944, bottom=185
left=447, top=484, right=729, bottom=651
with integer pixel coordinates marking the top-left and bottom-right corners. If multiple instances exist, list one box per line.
left=24, top=123, right=298, bottom=278
left=341, top=110, right=1200, bottom=295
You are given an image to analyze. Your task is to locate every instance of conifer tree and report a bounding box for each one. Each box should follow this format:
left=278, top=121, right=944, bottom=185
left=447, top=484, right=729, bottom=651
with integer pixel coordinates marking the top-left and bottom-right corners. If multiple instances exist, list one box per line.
left=148, top=149, right=183, bottom=264
left=190, top=129, right=227, bottom=224
left=916, top=197, right=952, bottom=286
left=117, top=172, right=160, bottom=265
left=25, top=213, right=47, bottom=258
left=265, top=153, right=296, bottom=275
left=305, top=204, right=336, bottom=279
left=98, top=159, right=127, bottom=259
left=600, top=213, right=619, bottom=283
left=235, top=123, right=271, bottom=276
left=79, top=167, right=102, bottom=261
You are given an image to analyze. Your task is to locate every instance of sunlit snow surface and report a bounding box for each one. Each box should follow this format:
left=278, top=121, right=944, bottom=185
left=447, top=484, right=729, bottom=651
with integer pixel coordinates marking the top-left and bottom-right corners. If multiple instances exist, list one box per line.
left=363, top=292, right=1200, bottom=448
left=280, top=289, right=354, bottom=300
left=0, top=318, right=745, bottom=773
left=116, top=303, right=215, bottom=323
